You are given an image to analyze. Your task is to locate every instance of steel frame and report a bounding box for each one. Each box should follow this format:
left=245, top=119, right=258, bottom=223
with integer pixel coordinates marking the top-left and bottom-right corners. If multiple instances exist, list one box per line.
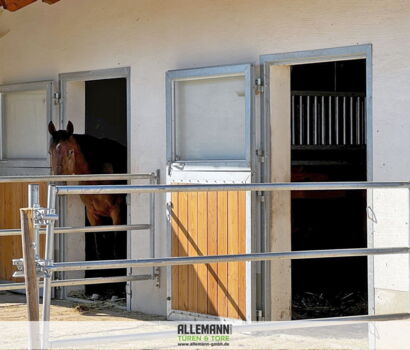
left=0, top=80, right=54, bottom=168
left=33, top=180, right=410, bottom=349
left=1, top=179, right=407, bottom=349
left=166, top=63, right=253, bottom=168
left=259, top=44, right=373, bottom=320
left=0, top=172, right=158, bottom=297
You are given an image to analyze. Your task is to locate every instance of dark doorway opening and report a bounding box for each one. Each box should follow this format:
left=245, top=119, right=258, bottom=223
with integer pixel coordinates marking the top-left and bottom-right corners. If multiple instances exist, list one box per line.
left=290, top=60, right=367, bottom=319
left=83, top=78, right=127, bottom=298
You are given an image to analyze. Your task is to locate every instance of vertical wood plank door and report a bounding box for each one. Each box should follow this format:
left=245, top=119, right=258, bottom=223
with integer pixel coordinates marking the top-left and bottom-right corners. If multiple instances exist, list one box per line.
left=171, top=190, right=246, bottom=320
left=0, top=183, right=47, bottom=281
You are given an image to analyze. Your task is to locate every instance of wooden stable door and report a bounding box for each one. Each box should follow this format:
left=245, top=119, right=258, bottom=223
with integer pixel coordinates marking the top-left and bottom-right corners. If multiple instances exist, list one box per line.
left=171, top=190, right=246, bottom=319
left=0, top=183, right=48, bottom=281
left=0, top=80, right=54, bottom=282
left=166, top=64, right=253, bottom=319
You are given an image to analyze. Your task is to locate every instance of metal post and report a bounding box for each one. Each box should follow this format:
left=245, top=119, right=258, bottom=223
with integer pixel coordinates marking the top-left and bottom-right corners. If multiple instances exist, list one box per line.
left=408, top=188, right=410, bottom=318
left=41, top=185, right=57, bottom=350
left=328, top=95, right=332, bottom=145
left=56, top=194, right=66, bottom=300
left=350, top=96, right=354, bottom=144
left=28, top=185, right=40, bottom=260
left=335, top=96, right=339, bottom=145
left=321, top=96, right=325, bottom=145
left=151, top=170, right=160, bottom=287
left=343, top=96, right=346, bottom=145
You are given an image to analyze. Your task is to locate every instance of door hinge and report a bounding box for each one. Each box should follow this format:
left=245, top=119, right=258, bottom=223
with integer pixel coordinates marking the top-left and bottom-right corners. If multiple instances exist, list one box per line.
left=255, top=78, right=264, bottom=94
left=126, top=276, right=132, bottom=297
left=53, top=92, right=62, bottom=105
left=256, top=309, right=265, bottom=321
left=257, top=191, right=265, bottom=202
left=256, top=149, right=265, bottom=163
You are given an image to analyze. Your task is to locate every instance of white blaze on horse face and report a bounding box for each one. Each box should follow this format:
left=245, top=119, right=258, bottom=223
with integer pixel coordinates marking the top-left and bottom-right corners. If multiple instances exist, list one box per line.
left=51, top=142, right=76, bottom=175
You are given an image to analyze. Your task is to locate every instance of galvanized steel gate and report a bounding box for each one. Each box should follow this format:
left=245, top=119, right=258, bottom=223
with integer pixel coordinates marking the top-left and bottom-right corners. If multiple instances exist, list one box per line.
left=5, top=180, right=409, bottom=349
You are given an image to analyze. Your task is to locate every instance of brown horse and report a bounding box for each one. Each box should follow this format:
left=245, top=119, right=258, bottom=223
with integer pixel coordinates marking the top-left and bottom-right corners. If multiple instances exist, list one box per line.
left=48, top=121, right=127, bottom=260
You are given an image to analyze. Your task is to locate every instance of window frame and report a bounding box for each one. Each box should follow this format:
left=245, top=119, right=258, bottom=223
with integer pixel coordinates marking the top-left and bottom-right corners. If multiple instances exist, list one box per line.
left=0, top=80, right=54, bottom=168
left=166, top=64, right=253, bottom=169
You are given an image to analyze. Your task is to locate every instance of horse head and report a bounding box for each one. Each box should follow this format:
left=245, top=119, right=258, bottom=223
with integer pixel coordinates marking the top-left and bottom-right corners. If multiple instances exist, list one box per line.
left=48, top=121, right=87, bottom=175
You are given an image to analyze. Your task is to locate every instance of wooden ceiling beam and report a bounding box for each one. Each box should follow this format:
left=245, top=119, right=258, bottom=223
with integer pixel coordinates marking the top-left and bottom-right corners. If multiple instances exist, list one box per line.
left=0, top=0, right=36, bottom=11
left=0, top=0, right=60, bottom=11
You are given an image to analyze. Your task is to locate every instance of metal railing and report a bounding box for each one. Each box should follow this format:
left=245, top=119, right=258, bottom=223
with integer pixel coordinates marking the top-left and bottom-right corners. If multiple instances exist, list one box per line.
left=292, top=91, right=366, bottom=146
left=8, top=180, right=410, bottom=349
left=0, top=172, right=159, bottom=293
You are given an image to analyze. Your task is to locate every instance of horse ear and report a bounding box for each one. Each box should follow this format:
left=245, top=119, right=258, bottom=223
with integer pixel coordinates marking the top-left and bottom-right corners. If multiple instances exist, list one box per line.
left=48, top=121, right=56, bottom=135
left=66, top=121, right=74, bottom=135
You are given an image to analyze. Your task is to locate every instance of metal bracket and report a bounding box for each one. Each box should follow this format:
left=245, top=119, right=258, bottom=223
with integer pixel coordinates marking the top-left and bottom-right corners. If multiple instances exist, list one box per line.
left=12, top=257, right=50, bottom=278
left=257, top=191, right=265, bottom=202
left=256, top=309, right=265, bottom=321
left=256, top=149, right=265, bottom=163
left=33, top=208, right=59, bottom=227
left=53, top=92, right=62, bottom=105
left=255, top=78, right=264, bottom=94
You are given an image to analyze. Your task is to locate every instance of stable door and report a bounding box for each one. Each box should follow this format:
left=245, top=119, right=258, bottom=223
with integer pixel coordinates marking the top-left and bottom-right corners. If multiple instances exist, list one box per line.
left=166, top=64, right=254, bottom=320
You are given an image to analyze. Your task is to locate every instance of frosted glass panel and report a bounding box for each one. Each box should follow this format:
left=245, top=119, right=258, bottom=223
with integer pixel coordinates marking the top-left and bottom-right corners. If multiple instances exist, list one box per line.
left=175, top=75, right=246, bottom=160
left=2, top=89, right=47, bottom=159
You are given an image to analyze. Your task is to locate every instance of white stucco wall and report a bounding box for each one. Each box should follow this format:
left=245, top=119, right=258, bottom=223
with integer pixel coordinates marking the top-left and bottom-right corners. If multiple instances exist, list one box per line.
left=1, top=0, right=409, bottom=317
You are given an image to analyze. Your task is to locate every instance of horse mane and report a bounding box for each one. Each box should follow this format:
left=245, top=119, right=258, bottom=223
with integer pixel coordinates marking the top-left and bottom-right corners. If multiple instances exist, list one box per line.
left=50, top=131, right=127, bottom=174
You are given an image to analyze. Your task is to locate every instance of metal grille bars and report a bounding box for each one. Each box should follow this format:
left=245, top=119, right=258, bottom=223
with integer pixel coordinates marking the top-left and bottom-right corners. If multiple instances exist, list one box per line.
left=291, top=91, right=366, bottom=146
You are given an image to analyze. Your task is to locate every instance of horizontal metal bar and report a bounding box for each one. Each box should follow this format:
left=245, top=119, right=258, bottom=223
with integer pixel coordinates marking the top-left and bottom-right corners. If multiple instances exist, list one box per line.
left=54, top=224, right=150, bottom=234
left=51, top=275, right=153, bottom=287
left=0, top=173, right=153, bottom=184
left=0, top=224, right=150, bottom=237
left=0, top=275, right=153, bottom=291
left=50, top=312, right=410, bottom=347
left=55, top=181, right=410, bottom=195
left=49, top=247, right=409, bottom=272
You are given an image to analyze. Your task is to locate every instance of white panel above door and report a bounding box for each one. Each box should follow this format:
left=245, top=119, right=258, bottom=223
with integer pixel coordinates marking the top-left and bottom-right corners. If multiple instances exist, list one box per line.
left=175, top=75, right=246, bottom=161
left=3, top=89, right=48, bottom=159
left=0, top=81, right=54, bottom=169
left=167, top=64, right=253, bottom=169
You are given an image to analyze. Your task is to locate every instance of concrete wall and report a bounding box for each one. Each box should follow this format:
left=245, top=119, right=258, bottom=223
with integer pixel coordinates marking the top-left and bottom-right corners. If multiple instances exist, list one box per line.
left=1, top=0, right=409, bottom=317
